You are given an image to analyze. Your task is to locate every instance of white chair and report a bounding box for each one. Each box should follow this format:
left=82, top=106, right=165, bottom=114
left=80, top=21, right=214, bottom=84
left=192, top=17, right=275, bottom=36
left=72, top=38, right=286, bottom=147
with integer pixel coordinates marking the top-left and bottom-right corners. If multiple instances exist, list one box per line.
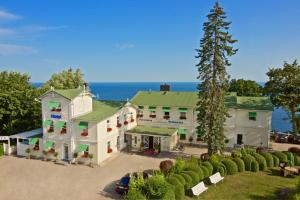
left=209, top=172, right=224, bottom=185
left=191, top=181, right=208, bottom=196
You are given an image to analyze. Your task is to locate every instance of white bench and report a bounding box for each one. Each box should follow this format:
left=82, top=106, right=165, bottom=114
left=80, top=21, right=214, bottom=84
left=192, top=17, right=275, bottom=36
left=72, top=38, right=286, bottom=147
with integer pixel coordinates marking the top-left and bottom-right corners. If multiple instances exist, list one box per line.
left=191, top=181, right=208, bottom=196
left=209, top=172, right=224, bottom=185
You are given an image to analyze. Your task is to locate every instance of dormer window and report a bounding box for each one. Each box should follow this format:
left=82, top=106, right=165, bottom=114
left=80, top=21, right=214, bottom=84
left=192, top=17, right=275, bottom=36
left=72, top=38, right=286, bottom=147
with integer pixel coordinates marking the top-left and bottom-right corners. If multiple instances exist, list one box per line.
left=48, top=101, right=61, bottom=112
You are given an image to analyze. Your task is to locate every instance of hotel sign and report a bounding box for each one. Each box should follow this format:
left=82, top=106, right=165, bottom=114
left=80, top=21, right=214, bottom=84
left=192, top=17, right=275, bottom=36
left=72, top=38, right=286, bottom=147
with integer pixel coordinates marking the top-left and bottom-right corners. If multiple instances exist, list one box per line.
left=51, top=114, right=61, bottom=119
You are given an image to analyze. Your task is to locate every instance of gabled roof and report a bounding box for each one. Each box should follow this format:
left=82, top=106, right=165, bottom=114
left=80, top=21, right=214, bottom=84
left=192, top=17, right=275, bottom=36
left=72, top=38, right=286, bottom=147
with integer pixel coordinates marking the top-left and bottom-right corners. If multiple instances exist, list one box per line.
left=130, top=91, right=273, bottom=111
left=74, top=100, right=126, bottom=122
left=127, top=125, right=177, bottom=136
left=40, top=88, right=84, bottom=100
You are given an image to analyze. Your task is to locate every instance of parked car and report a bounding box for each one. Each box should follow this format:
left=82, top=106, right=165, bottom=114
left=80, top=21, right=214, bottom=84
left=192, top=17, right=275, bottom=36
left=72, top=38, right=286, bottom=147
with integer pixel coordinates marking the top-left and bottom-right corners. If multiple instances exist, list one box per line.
left=115, top=171, right=150, bottom=194
left=275, top=134, right=288, bottom=143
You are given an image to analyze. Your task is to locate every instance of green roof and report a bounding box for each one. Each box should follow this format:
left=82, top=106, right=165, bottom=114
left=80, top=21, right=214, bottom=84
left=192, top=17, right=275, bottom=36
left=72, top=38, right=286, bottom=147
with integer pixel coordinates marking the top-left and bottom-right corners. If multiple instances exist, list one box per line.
left=54, top=88, right=84, bottom=100
left=130, top=91, right=273, bottom=111
left=74, top=100, right=125, bottom=122
left=127, top=125, right=177, bottom=136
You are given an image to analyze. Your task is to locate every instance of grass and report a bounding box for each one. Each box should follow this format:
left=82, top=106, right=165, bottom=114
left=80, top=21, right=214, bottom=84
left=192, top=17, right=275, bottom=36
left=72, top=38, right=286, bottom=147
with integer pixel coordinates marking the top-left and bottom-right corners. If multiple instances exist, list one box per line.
left=188, top=169, right=299, bottom=200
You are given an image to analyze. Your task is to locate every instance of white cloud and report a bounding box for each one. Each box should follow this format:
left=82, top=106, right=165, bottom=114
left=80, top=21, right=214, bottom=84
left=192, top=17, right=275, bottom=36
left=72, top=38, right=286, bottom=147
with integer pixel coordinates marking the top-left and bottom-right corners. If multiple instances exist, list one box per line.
left=22, top=25, right=67, bottom=32
left=0, top=28, right=17, bottom=36
left=0, top=10, right=21, bottom=20
left=0, top=44, right=38, bottom=56
left=116, top=43, right=135, bottom=49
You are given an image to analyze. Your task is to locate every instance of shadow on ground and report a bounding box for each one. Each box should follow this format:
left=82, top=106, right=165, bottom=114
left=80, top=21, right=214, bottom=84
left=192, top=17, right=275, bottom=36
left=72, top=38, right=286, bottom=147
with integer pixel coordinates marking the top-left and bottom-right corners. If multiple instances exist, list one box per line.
left=98, top=180, right=123, bottom=200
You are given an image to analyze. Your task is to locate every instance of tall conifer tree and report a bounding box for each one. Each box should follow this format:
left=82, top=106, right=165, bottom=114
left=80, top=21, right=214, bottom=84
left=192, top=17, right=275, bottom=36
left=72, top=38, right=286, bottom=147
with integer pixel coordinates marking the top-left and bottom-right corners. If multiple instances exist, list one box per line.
left=196, top=2, right=238, bottom=155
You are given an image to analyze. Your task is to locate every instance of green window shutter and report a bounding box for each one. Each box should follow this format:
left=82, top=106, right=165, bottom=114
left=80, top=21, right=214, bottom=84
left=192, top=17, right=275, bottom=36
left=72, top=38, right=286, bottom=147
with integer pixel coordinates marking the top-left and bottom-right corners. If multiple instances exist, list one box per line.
left=178, top=128, right=187, bottom=135
left=178, top=108, right=188, bottom=113
left=162, top=107, right=170, bottom=112
left=44, top=141, right=54, bottom=149
left=79, top=144, right=89, bottom=152
left=47, top=101, right=61, bottom=109
left=78, top=121, right=88, bottom=129
left=43, top=120, right=53, bottom=127
left=248, top=112, right=257, bottom=118
left=29, top=138, right=38, bottom=145
left=149, top=106, right=156, bottom=111
left=55, top=121, right=66, bottom=128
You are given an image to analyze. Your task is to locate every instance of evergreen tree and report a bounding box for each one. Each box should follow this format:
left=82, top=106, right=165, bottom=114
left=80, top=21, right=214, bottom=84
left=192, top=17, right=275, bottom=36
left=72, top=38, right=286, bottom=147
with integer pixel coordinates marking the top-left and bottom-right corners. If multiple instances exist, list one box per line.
left=196, top=2, right=238, bottom=155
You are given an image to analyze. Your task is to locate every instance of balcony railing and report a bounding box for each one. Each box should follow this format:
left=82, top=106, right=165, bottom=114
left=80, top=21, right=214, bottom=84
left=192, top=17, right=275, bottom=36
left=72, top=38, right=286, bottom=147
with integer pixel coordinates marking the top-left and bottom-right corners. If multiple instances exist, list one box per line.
left=81, top=132, right=88, bottom=137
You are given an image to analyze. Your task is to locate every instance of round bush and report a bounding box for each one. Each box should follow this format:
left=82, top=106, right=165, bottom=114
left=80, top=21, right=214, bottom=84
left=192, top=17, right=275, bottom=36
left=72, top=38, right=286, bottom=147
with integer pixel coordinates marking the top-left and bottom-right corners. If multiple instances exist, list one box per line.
left=180, top=173, right=193, bottom=191
left=231, top=150, right=242, bottom=158
left=251, top=161, right=259, bottom=172
left=272, top=151, right=288, bottom=163
left=222, top=159, right=238, bottom=175
left=124, top=188, right=146, bottom=200
left=166, top=177, right=184, bottom=200
left=183, top=171, right=199, bottom=186
left=144, top=175, right=175, bottom=200
left=161, top=183, right=176, bottom=200
left=200, top=166, right=209, bottom=178
left=294, top=154, right=300, bottom=166
left=186, top=166, right=203, bottom=181
left=243, top=154, right=256, bottom=171
left=210, top=160, right=227, bottom=176
left=259, top=152, right=274, bottom=168
left=202, top=161, right=213, bottom=176
left=233, top=157, right=245, bottom=172
left=251, top=152, right=267, bottom=171
left=172, top=174, right=186, bottom=186
left=272, top=155, right=279, bottom=167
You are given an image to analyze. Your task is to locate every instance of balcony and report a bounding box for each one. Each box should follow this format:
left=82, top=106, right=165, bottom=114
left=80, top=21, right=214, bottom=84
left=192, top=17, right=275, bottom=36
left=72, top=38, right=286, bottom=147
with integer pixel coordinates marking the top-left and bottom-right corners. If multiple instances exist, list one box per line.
left=149, top=114, right=156, bottom=118
left=107, top=127, right=112, bottom=132
left=163, top=115, right=170, bottom=120
left=81, top=132, right=88, bottom=137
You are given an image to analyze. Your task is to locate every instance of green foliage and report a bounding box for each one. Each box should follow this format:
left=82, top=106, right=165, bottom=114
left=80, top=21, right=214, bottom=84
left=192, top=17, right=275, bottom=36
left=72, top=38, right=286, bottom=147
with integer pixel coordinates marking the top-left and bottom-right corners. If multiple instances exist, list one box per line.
left=180, top=173, right=193, bottom=191
left=200, top=165, right=209, bottom=178
left=196, top=2, right=238, bottom=155
left=144, top=174, right=175, bottom=200
left=264, top=60, right=300, bottom=136
left=43, top=68, right=85, bottom=90
left=259, top=152, right=274, bottom=168
left=129, top=172, right=145, bottom=192
left=124, top=188, right=146, bottom=200
left=231, top=150, right=242, bottom=158
left=222, top=159, right=238, bottom=175
left=229, top=79, right=263, bottom=96
left=0, top=71, right=42, bottom=135
left=210, top=160, right=227, bottom=176
left=272, top=151, right=288, bottom=163
left=171, top=174, right=186, bottom=186
left=183, top=171, right=200, bottom=186
left=272, top=155, right=280, bottom=167
left=251, top=161, right=259, bottom=172
left=166, top=176, right=185, bottom=200
left=294, top=154, right=300, bottom=166
left=202, top=161, right=213, bottom=176
left=251, top=152, right=267, bottom=171
left=243, top=154, right=257, bottom=171
left=233, top=158, right=245, bottom=172
left=173, top=157, right=186, bottom=174
left=0, top=143, right=3, bottom=156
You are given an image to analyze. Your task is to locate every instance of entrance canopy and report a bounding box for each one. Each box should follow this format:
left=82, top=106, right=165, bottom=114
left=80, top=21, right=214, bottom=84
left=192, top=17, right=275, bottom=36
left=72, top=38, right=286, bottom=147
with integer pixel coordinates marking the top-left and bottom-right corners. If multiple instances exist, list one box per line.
left=127, top=125, right=177, bottom=137
left=10, top=128, right=43, bottom=139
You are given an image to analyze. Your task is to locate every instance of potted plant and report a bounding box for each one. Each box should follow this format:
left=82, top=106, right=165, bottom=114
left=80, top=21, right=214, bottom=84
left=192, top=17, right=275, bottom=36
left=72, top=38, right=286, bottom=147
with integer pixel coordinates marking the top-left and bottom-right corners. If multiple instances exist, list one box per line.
left=54, top=152, right=59, bottom=162
left=42, top=150, right=48, bottom=161
left=154, top=144, right=160, bottom=153
left=188, top=136, right=194, bottom=145
left=73, top=152, right=78, bottom=165
left=88, top=154, right=94, bottom=168
left=25, top=148, right=31, bottom=159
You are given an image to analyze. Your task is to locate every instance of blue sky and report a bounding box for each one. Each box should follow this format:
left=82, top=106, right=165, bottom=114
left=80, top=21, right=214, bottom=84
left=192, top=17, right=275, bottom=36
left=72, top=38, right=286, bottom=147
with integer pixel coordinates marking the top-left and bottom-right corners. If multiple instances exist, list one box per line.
left=0, top=0, right=299, bottom=82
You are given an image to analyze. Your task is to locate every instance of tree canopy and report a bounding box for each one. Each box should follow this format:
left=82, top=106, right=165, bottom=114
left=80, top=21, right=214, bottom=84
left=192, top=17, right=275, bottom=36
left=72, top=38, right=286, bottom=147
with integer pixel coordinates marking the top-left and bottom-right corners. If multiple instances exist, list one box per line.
left=0, top=71, right=42, bottom=135
left=229, top=79, right=263, bottom=96
left=264, top=60, right=300, bottom=135
left=43, top=68, right=85, bottom=90
left=196, top=2, right=238, bottom=155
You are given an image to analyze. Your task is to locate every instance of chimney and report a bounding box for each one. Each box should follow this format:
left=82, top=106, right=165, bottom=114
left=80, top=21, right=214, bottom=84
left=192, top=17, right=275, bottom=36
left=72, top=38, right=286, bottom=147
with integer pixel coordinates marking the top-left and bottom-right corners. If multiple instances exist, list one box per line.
left=160, top=84, right=170, bottom=92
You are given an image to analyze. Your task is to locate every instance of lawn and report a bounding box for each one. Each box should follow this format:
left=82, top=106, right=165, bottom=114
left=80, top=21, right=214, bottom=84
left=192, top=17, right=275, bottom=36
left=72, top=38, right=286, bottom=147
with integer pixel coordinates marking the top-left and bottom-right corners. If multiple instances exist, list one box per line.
left=190, top=170, right=299, bottom=200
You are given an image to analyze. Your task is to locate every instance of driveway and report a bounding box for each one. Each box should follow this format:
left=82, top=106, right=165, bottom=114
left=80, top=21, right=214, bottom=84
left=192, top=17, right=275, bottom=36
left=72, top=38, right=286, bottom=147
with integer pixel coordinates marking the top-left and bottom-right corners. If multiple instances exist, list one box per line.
left=0, top=152, right=168, bottom=200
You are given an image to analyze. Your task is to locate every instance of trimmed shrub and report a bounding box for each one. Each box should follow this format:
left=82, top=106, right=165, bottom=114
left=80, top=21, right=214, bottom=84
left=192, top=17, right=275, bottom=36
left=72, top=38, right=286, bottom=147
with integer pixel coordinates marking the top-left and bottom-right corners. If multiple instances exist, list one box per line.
left=294, top=154, right=300, bottom=166
left=233, top=157, right=245, bottom=172
left=144, top=175, right=175, bottom=200
left=161, top=184, right=176, bottom=200
left=186, top=166, right=203, bottom=181
left=231, top=150, right=242, bottom=158
left=272, top=151, right=288, bottom=163
left=166, top=177, right=184, bottom=200
left=173, top=157, right=186, bottom=173
left=202, top=161, right=213, bottom=176
left=222, top=159, right=238, bottom=175
left=243, top=154, right=256, bottom=171
left=183, top=171, right=199, bottom=186
left=251, top=152, right=267, bottom=171
left=124, top=188, right=146, bottom=200
left=210, top=160, right=227, bottom=176
left=180, top=173, right=193, bottom=191
left=160, top=160, right=174, bottom=175
left=200, top=166, right=209, bottom=178
left=172, top=174, right=186, bottom=186
left=0, top=143, right=3, bottom=156
left=251, top=161, right=259, bottom=172
left=272, top=155, right=279, bottom=167
left=259, top=152, right=274, bottom=168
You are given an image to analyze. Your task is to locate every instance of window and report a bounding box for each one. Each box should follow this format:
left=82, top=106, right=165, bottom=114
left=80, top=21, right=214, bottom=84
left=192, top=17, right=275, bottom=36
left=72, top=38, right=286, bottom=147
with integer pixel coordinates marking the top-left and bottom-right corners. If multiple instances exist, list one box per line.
left=237, top=134, right=243, bottom=145
left=180, top=134, right=186, bottom=140
left=117, top=117, right=122, bottom=127
left=180, top=112, right=187, bottom=120
left=107, top=141, right=112, bottom=153
left=134, top=136, right=137, bottom=144
left=149, top=106, right=156, bottom=118
left=249, top=112, right=257, bottom=121
left=163, top=112, right=170, bottom=119
left=79, top=144, right=89, bottom=157
left=178, top=128, right=187, bottom=140
left=48, top=101, right=61, bottom=112
left=107, top=120, right=112, bottom=132
left=81, top=129, right=88, bottom=137
left=78, top=122, right=88, bottom=136
left=137, top=109, right=143, bottom=118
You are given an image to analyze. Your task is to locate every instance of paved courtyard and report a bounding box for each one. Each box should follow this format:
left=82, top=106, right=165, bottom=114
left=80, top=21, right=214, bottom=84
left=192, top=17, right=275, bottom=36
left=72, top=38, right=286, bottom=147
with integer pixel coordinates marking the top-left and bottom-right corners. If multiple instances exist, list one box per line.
left=0, top=152, right=169, bottom=200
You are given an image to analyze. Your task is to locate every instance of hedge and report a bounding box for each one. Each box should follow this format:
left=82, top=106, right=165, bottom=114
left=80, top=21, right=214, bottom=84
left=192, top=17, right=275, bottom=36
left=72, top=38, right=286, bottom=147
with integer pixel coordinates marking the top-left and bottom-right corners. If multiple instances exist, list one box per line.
left=294, top=154, right=300, bottom=166
left=172, top=174, right=186, bottom=186
left=185, top=165, right=203, bottom=181
left=251, top=152, right=267, bottom=171
left=0, top=143, right=3, bottom=156
left=210, top=160, right=227, bottom=177
left=251, top=160, right=259, bottom=172
left=222, top=159, right=238, bottom=175
left=125, top=188, right=147, bottom=200
left=233, top=157, right=245, bottom=172
left=166, top=176, right=185, bottom=200
left=199, top=166, right=209, bottom=178
left=272, top=151, right=288, bottom=163
left=144, top=175, right=175, bottom=200
left=272, top=155, right=280, bottom=167
left=259, top=152, right=274, bottom=168
left=202, top=161, right=213, bottom=176
left=180, top=173, right=193, bottom=191
left=183, top=171, right=199, bottom=186
left=243, top=154, right=257, bottom=171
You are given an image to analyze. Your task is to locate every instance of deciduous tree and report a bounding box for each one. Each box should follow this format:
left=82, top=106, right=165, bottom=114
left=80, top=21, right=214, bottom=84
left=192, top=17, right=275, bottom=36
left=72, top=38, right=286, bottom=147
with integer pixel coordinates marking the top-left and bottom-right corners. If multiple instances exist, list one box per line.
left=229, top=79, right=262, bottom=96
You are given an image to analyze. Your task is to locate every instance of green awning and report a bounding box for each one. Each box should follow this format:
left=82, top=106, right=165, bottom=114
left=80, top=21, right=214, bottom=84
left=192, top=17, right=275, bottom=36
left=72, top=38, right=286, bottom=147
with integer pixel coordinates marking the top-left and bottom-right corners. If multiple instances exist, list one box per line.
left=138, top=106, right=144, bottom=109
left=29, top=138, right=38, bottom=145
left=44, top=141, right=54, bottom=149
left=179, top=108, right=188, bottom=113
left=178, top=128, right=187, bottom=135
left=55, top=121, right=66, bottom=128
left=249, top=112, right=257, bottom=117
left=149, top=106, right=156, bottom=111
left=43, top=120, right=53, bottom=127
left=79, top=144, right=89, bottom=152
left=47, top=101, right=60, bottom=109
left=78, top=121, right=88, bottom=129
left=162, top=107, right=170, bottom=112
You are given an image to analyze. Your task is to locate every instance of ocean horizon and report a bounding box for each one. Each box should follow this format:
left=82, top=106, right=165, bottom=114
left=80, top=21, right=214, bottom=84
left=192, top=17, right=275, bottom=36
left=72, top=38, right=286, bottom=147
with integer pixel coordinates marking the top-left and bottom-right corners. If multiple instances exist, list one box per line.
left=32, top=82, right=292, bottom=132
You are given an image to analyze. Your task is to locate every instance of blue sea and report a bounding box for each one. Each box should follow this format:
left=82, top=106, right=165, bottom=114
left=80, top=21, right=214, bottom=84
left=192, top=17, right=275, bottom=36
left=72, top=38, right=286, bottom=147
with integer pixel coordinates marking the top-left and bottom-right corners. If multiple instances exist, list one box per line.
left=32, top=82, right=292, bottom=132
